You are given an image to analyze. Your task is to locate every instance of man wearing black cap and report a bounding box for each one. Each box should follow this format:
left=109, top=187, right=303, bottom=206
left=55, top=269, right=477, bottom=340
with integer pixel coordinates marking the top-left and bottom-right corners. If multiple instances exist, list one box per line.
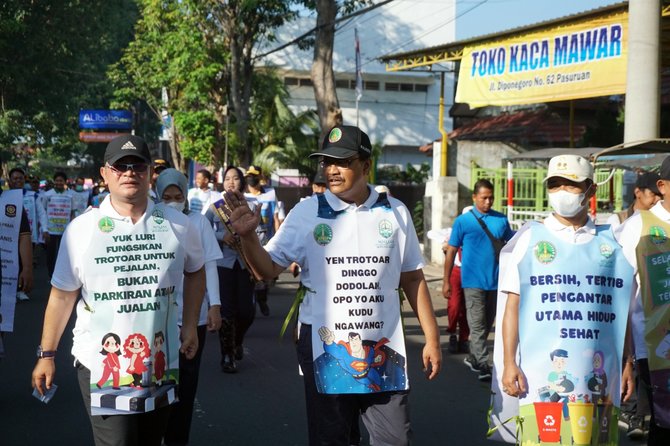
left=224, top=125, right=441, bottom=445
left=31, top=134, right=206, bottom=446
left=311, top=170, right=327, bottom=195
left=607, top=171, right=662, bottom=232
left=615, top=156, right=670, bottom=445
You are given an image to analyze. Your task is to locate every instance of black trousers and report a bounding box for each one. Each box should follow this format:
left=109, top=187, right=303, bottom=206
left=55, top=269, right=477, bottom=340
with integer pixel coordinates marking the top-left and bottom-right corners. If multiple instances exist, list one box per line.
left=77, top=363, right=170, bottom=446
left=46, top=233, right=62, bottom=278
left=164, top=325, right=207, bottom=446
left=218, top=263, right=255, bottom=345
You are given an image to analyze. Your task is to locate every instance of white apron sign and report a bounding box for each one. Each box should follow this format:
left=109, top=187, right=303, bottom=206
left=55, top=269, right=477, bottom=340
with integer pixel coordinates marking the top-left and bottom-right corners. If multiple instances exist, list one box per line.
left=308, top=193, right=407, bottom=394
left=0, top=190, right=23, bottom=332
left=84, top=208, right=183, bottom=415
left=46, top=193, right=72, bottom=235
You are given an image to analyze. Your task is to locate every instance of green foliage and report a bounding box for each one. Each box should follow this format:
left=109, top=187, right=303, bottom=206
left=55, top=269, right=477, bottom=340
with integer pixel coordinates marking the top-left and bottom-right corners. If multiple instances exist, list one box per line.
left=0, top=0, right=137, bottom=172
left=252, top=79, right=321, bottom=177
left=376, top=162, right=431, bottom=185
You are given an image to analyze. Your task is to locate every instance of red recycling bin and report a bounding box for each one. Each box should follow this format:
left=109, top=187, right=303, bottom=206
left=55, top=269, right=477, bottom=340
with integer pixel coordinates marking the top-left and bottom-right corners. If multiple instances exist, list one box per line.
left=533, top=402, right=564, bottom=443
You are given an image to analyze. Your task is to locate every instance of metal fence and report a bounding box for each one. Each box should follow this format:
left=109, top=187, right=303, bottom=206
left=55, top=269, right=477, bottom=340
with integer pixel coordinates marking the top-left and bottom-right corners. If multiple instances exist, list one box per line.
left=470, top=166, right=624, bottom=223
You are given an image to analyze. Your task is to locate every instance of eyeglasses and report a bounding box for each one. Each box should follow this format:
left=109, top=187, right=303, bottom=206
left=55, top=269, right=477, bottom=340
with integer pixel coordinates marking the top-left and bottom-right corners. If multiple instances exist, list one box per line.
left=319, top=156, right=359, bottom=170
left=106, top=163, right=149, bottom=175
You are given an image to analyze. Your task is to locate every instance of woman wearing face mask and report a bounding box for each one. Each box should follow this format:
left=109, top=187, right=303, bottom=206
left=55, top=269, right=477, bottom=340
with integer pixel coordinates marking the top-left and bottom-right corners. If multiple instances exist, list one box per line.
left=205, top=166, right=260, bottom=373
left=492, top=154, right=636, bottom=445
left=155, top=169, right=223, bottom=446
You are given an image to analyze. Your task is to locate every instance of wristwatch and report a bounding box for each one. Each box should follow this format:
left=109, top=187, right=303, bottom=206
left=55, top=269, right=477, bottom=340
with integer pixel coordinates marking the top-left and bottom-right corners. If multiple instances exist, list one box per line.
left=36, top=345, right=57, bottom=359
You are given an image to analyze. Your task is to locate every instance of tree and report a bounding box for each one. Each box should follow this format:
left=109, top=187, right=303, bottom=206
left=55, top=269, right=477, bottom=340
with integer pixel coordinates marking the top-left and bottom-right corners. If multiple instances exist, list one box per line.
left=108, top=0, right=225, bottom=171
left=0, top=0, right=137, bottom=173
left=205, top=0, right=297, bottom=166
left=252, top=70, right=320, bottom=177
left=110, top=0, right=299, bottom=171
left=302, top=0, right=372, bottom=140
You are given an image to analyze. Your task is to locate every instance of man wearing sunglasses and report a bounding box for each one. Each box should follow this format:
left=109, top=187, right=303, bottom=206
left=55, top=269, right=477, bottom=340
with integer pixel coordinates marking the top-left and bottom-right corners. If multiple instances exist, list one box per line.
left=225, top=125, right=441, bottom=446
left=32, top=134, right=206, bottom=446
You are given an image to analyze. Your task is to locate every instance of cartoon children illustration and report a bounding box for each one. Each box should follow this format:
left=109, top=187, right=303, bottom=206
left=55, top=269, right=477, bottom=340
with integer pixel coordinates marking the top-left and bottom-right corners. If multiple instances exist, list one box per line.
left=318, top=326, right=389, bottom=392
left=546, top=349, right=576, bottom=419
left=153, top=331, right=166, bottom=385
left=586, top=350, right=609, bottom=403
left=123, top=333, right=150, bottom=388
left=96, top=332, right=122, bottom=389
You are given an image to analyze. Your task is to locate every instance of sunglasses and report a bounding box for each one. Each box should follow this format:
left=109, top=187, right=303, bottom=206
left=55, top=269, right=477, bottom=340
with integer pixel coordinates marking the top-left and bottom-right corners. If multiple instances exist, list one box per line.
left=106, top=163, right=149, bottom=175
left=319, top=156, right=359, bottom=169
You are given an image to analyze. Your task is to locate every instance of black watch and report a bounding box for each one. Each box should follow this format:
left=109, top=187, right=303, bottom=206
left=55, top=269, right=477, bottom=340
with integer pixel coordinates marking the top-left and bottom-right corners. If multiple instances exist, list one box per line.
left=36, top=345, right=57, bottom=359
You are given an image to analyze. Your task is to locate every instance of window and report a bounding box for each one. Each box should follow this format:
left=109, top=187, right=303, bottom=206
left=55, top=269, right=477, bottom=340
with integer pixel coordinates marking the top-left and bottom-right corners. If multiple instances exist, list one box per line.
left=385, top=82, right=399, bottom=91
left=336, top=79, right=350, bottom=89
left=284, top=77, right=298, bottom=86
left=414, top=84, right=428, bottom=92
left=364, top=81, right=379, bottom=91
left=400, top=83, right=414, bottom=92
left=299, top=78, right=313, bottom=87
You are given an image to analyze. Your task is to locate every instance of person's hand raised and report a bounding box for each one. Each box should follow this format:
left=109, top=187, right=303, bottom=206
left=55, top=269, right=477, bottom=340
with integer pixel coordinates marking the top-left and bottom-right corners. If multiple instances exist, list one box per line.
left=222, top=190, right=261, bottom=237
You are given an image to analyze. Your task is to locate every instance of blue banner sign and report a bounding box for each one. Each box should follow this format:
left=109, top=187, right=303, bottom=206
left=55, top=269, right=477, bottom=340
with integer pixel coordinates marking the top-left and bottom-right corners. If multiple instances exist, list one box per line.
left=79, top=110, right=133, bottom=130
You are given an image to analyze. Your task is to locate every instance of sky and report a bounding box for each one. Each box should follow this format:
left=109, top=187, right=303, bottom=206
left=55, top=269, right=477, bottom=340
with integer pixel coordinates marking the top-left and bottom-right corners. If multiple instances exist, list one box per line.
left=456, top=0, right=622, bottom=40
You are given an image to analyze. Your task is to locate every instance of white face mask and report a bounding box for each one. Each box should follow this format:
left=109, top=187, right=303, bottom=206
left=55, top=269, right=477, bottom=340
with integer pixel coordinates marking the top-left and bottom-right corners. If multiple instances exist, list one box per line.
left=548, top=190, right=586, bottom=217
left=165, top=200, right=186, bottom=213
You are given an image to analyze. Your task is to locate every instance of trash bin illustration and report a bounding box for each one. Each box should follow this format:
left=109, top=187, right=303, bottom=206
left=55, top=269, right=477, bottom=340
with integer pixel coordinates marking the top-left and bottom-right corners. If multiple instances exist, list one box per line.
left=533, top=402, right=563, bottom=443
left=568, top=402, right=594, bottom=445
left=596, top=403, right=613, bottom=444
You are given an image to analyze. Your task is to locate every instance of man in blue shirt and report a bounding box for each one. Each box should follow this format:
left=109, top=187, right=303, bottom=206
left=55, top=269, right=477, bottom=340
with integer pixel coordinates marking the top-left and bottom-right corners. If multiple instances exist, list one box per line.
left=442, top=179, right=514, bottom=380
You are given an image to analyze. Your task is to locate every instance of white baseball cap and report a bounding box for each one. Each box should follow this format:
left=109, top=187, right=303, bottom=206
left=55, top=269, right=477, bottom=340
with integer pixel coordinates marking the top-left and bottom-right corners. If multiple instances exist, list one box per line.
left=544, top=154, right=593, bottom=183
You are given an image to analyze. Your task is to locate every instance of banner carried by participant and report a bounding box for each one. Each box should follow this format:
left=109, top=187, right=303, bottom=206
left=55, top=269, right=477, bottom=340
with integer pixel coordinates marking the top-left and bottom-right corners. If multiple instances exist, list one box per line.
left=0, top=190, right=23, bottom=332
left=456, top=11, right=628, bottom=108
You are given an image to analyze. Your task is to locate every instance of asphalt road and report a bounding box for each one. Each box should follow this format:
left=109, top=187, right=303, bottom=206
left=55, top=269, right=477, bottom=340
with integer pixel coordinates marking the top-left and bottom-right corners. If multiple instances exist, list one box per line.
left=1, top=253, right=642, bottom=445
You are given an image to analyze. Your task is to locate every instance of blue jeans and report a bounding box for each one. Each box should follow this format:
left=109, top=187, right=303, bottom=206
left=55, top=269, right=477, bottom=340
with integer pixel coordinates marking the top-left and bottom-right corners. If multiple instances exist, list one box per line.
left=463, top=288, right=497, bottom=367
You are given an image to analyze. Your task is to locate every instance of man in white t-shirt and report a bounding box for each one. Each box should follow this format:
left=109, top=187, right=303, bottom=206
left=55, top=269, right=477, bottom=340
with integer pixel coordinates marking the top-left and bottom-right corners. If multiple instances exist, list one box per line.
left=40, top=171, right=75, bottom=278
left=494, top=154, right=635, bottom=445
left=31, top=135, right=206, bottom=446
left=187, top=169, right=215, bottom=215
left=225, top=125, right=441, bottom=446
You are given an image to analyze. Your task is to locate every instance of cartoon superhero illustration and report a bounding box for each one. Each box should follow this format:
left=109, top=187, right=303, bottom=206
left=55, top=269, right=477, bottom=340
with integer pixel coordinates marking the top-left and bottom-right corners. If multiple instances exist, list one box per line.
left=96, top=332, right=122, bottom=389
left=586, top=350, right=609, bottom=403
left=545, top=349, right=576, bottom=419
left=123, top=333, right=150, bottom=388
left=153, top=331, right=166, bottom=385
left=318, top=326, right=389, bottom=392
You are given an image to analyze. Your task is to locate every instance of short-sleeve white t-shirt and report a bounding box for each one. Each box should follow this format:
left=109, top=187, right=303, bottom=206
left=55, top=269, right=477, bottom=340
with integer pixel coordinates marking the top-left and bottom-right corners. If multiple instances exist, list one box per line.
left=264, top=187, right=425, bottom=325
left=52, top=197, right=205, bottom=366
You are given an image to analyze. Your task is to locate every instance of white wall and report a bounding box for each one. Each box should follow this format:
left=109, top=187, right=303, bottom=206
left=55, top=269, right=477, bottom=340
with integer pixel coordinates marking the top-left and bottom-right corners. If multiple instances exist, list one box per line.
left=259, top=1, right=457, bottom=150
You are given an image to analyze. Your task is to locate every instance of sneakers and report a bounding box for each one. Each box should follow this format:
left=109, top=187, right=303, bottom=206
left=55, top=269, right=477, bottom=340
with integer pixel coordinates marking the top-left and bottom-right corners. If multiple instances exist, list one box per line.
left=221, top=355, right=237, bottom=373
left=16, top=291, right=30, bottom=301
left=464, top=356, right=480, bottom=373
left=464, top=356, right=492, bottom=381
left=458, top=340, right=470, bottom=354
left=478, top=364, right=492, bottom=381
left=618, top=411, right=632, bottom=429
left=626, top=415, right=645, bottom=440
left=448, top=335, right=458, bottom=354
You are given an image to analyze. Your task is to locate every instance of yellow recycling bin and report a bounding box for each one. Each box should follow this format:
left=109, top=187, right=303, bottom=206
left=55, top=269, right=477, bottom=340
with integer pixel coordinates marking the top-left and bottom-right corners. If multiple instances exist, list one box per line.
left=568, top=402, right=594, bottom=445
